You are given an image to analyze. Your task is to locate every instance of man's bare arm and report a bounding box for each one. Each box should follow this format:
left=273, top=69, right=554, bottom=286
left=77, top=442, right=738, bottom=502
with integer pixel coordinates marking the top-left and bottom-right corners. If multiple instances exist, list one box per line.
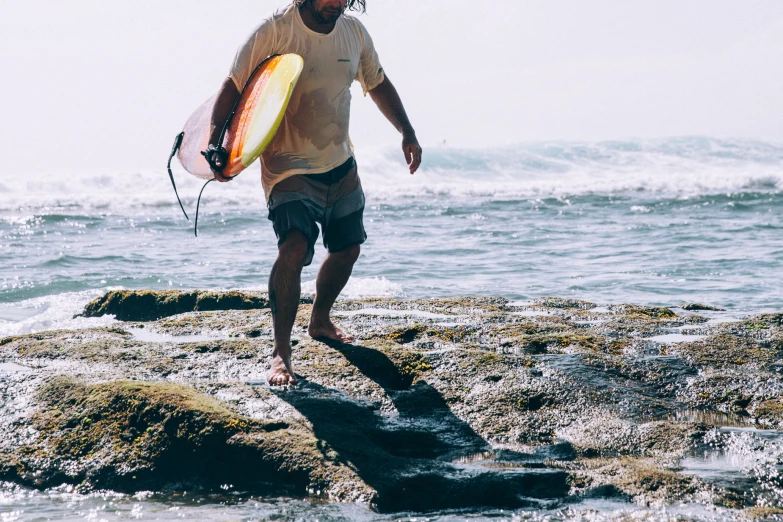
left=368, top=75, right=422, bottom=174
left=208, top=77, right=241, bottom=182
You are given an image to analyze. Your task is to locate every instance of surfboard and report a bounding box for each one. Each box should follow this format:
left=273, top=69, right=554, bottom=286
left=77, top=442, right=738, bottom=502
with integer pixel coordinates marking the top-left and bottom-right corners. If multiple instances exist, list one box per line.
left=177, top=54, right=304, bottom=180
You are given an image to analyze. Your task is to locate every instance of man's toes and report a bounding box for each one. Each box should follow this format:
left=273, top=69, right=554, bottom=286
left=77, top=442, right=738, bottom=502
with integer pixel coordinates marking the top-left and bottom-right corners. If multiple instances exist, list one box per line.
left=268, top=371, right=297, bottom=386
left=337, top=329, right=354, bottom=342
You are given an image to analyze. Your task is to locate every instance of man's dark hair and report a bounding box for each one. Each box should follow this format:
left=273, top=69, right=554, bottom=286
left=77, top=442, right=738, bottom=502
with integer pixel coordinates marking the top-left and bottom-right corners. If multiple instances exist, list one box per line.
left=293, top=0, right=366, bottom=14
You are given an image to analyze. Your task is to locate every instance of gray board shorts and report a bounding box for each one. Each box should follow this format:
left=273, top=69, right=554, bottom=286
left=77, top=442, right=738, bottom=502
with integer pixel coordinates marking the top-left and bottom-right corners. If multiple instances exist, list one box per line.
left=267, top=157, right=366, bottom=267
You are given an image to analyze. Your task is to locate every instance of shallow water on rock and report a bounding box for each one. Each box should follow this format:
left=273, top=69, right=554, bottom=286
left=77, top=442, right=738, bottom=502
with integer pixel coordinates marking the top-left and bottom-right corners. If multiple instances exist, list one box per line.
left=511, top=310, right=556, bottom=318
left=681, top=427, right=783, bottom=508
left=645, top=333, right=708, bottom=343
left=128, top=328, right=228, bottom=344
left=0, top=485, right=748, bottom=521
left=335, top=308, right=460, bottom=320
left=0, top=362, right=31, bottom=374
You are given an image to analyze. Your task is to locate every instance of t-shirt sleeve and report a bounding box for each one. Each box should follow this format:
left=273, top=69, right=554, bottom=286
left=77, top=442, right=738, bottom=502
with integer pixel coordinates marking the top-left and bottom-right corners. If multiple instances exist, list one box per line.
left=229, top=18, right=278, bottom=91
left=355, top=21, right=385, bottom=95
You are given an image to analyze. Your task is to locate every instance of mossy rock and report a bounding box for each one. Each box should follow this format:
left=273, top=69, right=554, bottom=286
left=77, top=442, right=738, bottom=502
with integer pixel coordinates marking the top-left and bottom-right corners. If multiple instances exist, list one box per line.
left=331, top=339, right=433, bottom=391
left=381, top=324, right=476, bottom=345
left=607, top=459, right=701, bottom=503
left=82, top=290, right=269, bottom=321
left=747, top=314, right=783, bottom=328
left=674, top=334, right=777, bottom=369
left=745, top=506, right=783, bottom=520
left=6, top=377, right=363, bottom=496
left=753, top=400, right=783, bottom=427
left=533, top=297, right=597, bottom=310
left=386, top=325, right=428, bottom=344
left=614, top=305, right=677, bottom=319
left=680, top=303, right=726, bottom=312
left=503, top=332, right=609, bottom=355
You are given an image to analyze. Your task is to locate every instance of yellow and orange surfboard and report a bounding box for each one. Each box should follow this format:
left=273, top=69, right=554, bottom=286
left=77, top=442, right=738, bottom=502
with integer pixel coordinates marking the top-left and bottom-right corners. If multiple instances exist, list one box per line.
left=177, top=54, right=304, bottom=179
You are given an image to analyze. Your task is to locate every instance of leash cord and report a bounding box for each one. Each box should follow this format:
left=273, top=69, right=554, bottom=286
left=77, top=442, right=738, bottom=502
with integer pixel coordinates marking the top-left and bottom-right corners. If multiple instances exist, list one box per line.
left=166, top=132, right=189, bottom=220
left=194, top=178, right=217, bottom=237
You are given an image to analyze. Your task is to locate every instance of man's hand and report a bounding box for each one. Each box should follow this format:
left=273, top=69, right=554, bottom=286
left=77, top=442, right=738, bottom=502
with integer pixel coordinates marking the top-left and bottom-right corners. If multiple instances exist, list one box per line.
left=214, top=170, right=232, bottom=183
left=368, top=76, right=422, bottom=175
left=208, top=78, right=240, bottom=183
left=202, top=145, right=232, bottom=182
left=403, top=133, right=422, bottom=175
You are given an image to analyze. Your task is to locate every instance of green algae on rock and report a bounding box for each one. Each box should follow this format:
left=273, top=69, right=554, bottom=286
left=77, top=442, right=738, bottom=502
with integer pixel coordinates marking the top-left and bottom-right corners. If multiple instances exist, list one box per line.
left=612, top=304, right=677, bottom=319
left=82, top=290, right=269, bottom=321
left=532, top=297, right=597, bottom=310
left=3, top=377, right=367, bottom=499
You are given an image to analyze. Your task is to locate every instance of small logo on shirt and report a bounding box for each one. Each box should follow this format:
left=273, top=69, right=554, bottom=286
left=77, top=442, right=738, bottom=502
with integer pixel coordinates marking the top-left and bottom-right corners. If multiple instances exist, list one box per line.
left=338, top=59, right=351, bottom=63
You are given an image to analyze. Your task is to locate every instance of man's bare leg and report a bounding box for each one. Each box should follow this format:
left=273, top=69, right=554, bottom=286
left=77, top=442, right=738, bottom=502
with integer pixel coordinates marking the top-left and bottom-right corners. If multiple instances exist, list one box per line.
left=308, top=244, right=361, bottom=343
left=267, top=231, right=309, bottom=385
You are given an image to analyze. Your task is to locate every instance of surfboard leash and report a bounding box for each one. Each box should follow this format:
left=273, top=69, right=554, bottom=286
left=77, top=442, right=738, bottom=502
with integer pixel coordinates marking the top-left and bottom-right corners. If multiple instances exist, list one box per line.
left=166, top=132, right=190, bottom=221
left=194, top=178, right=217, bottom=238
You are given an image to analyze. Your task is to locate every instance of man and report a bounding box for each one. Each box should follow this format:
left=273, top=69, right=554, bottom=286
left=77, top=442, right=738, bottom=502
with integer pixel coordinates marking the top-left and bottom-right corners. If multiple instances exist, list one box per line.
left=206, top=0, right=422, bottom=385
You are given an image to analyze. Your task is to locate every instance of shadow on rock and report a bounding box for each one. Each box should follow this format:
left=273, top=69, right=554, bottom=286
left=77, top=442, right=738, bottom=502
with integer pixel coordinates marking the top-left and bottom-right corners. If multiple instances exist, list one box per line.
left=275, top=340, right=570, bottom=512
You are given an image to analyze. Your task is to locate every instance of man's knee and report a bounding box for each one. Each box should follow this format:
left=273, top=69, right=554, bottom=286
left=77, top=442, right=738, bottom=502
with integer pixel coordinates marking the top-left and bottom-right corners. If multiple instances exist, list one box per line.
left=333, top=243, right=361, bottom=264
left=278, top=230, right=311, bottom=268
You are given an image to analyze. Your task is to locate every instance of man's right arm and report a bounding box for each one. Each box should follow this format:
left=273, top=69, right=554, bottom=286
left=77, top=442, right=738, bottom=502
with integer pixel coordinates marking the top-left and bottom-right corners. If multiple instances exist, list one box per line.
left=208, top=16, right=277, bottom=181
left=208, top=78, right=241, bottom=182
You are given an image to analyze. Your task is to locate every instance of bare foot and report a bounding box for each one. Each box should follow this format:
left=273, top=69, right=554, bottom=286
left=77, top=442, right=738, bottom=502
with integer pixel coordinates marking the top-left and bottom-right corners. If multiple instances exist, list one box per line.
left=308, top=319, right=354, bottom=344
left=267, top=350, right=297, bottom=386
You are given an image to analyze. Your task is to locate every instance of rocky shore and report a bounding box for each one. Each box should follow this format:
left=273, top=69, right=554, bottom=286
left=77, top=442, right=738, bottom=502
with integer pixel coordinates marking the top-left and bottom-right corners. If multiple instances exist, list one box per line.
left=1, top=291, right=782, bottom=516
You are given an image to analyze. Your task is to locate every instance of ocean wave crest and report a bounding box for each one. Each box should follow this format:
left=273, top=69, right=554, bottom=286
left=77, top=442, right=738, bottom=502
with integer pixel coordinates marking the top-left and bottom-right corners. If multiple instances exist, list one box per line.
left=1, top=137, right=781, bottom=215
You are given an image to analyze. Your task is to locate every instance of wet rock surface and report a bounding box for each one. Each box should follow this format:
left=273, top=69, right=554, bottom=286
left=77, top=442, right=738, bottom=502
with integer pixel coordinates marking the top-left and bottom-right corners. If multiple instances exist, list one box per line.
left=81, top=290, right=269, bottom=321
left=1, top=292, right=782, bottom=513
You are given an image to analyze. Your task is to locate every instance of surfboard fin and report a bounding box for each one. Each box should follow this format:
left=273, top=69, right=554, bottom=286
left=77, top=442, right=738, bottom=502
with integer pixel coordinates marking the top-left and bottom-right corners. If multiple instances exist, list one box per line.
left=167, top=132, right=190, bottom=221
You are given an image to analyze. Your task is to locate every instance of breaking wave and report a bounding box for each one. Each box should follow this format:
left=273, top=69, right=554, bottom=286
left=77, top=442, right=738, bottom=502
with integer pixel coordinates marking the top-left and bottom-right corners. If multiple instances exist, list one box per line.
left=1, top=137, right=781, bottom=216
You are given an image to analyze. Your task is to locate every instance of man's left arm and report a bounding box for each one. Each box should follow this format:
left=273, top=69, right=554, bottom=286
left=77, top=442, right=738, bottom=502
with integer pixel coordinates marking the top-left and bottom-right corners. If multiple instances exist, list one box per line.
left=369, top=76, right=422, bottom=175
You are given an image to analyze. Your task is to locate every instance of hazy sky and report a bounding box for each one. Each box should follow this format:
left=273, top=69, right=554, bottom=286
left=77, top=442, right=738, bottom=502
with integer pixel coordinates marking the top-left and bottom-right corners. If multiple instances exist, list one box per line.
left=1, top=0, right=782, bottom=174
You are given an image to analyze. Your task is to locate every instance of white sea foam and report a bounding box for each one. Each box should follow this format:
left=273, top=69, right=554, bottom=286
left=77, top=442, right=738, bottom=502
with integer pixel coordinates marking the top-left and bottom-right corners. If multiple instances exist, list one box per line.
left=358, top=137, right=783, bottom=202
left=692, top=428, right=783, bottom=507
left=237, top=276, right=403, bottom=301
left=2, top=138, right=781, bottom=215
left=0, top=277, right=404, bottom=336
left=301, top=276, right=404, bottom=299
left=300, top=276, right=404, bottom=299
left=0, top=290, right=118, bottom=337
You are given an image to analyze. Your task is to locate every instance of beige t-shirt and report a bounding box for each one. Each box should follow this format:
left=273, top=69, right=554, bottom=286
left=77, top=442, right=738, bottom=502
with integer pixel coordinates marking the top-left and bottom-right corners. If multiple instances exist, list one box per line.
left=229, top=5, right=385, bottom=198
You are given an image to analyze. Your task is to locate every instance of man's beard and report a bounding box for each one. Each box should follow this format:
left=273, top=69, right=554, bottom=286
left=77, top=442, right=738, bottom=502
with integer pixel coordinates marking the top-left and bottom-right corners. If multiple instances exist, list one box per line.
left=307, top=1, right=344, bottom=24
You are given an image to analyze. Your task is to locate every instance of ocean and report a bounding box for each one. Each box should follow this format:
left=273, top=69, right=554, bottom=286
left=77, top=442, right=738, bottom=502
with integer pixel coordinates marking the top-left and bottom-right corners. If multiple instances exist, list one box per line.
left=1, top=136, right=783, bottom=521
left=2, top=136, right=782, bottom=336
